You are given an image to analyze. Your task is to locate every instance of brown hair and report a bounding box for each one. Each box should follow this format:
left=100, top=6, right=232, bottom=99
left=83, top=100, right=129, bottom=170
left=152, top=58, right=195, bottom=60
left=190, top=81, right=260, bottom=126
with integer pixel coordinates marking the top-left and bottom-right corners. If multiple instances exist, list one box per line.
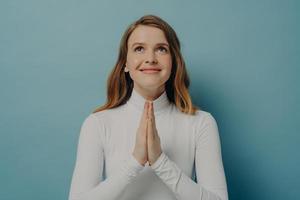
left=92, top=15, right=199, bottom=115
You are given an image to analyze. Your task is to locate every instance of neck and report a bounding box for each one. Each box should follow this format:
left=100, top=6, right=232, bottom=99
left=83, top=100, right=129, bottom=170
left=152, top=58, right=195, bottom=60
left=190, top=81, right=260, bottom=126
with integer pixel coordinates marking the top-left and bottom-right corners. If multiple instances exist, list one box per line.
left=133, top=84, right=165, bottom=101
left=126, top=86, right=171, bottom=115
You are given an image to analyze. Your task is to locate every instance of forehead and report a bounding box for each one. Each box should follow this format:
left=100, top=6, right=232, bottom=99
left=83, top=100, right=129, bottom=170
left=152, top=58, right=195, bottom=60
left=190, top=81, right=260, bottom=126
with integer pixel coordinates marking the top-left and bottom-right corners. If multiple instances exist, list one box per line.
left=127, top=25, right=168, bottom=45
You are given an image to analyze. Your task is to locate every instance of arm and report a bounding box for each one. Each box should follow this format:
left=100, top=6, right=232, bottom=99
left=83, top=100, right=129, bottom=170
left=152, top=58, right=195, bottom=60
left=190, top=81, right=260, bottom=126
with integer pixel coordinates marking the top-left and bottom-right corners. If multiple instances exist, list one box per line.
left=150, top=113, right=228, bottom=200
left=68, top=114, right=144, bottom=200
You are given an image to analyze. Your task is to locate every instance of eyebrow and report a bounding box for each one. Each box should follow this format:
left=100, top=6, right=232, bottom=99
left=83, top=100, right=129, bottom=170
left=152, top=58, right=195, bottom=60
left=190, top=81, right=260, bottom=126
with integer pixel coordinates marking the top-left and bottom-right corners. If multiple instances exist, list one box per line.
left=131, top=42, right=169, bottom=48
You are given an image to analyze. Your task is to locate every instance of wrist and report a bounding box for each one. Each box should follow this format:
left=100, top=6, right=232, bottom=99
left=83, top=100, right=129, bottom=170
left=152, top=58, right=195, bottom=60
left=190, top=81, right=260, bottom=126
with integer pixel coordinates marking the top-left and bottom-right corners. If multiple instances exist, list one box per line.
left=149, top=151, right=162, bottom=166
left=132, top=152, right=146, bottom=166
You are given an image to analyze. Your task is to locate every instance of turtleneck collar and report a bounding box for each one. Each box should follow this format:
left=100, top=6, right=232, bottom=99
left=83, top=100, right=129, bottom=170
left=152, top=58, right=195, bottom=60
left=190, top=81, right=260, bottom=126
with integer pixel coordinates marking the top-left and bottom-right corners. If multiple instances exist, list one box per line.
left=126, top=88, right=171, bottom=115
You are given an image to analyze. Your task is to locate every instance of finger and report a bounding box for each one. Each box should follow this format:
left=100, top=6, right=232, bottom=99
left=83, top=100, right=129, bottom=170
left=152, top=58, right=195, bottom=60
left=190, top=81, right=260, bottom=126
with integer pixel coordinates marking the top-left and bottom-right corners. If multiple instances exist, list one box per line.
left=147, top=114, right=154, bottom=140
left=147, top=101, right=151, bottom=120
left=148, top=102, right=156, bottom=140
left=150, top=102, right=157, bottom=131
left=149, top=102, right=158, bottom=138
left=139, top=101, right=148, bottom=130
left=143, top=101, right=149, bottom=120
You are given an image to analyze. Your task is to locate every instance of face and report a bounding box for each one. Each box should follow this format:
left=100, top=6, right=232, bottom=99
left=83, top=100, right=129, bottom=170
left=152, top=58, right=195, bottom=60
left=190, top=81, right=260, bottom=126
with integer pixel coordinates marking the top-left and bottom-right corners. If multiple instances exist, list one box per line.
left=126, top=25, right=172, bottom=92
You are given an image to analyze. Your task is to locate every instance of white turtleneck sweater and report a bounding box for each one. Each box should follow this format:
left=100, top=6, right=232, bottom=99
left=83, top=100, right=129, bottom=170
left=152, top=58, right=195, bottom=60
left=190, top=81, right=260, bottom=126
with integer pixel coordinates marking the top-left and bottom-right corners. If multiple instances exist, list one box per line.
left=68, top=89, right=228, bottom=200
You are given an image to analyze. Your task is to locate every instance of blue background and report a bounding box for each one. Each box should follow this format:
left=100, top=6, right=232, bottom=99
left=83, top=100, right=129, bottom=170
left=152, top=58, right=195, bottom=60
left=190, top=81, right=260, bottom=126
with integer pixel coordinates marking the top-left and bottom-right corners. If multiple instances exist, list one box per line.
left=1, top=0, right=299, bottom=199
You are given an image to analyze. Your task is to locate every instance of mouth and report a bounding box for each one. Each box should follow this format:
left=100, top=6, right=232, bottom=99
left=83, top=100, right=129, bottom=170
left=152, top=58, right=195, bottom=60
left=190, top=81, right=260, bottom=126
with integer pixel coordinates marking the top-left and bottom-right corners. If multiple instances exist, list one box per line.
left=139, top=68, right=161, bottom=74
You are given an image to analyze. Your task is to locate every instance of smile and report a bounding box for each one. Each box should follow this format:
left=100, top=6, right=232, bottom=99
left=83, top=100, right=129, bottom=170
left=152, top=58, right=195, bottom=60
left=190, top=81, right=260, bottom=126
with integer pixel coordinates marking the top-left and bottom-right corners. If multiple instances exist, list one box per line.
left=140, top=69, right=161, bottom=74
left=139, top=67, right=162, bottom=74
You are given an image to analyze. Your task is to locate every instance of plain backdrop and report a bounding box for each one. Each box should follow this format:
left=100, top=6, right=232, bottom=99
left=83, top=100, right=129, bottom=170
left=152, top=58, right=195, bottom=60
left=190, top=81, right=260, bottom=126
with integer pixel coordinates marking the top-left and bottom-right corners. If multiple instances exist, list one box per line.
left=0, top=0, right=299, bottom=199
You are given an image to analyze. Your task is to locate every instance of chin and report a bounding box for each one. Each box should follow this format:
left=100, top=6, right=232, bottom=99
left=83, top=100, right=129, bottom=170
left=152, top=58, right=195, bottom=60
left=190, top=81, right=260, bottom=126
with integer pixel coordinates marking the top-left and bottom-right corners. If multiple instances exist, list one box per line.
left=135, top=81, right=165, bottom=89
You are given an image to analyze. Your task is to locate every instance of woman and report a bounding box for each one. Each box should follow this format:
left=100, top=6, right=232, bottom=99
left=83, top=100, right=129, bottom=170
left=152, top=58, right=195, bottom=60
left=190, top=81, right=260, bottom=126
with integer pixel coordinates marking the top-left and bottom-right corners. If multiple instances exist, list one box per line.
left=68, top=15, right=228, bottom=200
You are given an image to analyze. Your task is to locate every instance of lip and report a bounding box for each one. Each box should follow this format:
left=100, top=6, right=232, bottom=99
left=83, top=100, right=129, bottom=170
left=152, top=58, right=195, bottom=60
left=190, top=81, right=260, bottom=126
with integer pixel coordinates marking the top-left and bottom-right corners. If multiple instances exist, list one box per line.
left=139, top=68, right=161, bottom=73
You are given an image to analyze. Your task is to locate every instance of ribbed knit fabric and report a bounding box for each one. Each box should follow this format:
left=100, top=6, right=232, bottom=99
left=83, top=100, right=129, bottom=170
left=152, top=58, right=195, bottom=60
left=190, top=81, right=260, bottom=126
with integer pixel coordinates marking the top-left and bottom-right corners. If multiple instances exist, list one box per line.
left=68, top=88, right=228, bottom=200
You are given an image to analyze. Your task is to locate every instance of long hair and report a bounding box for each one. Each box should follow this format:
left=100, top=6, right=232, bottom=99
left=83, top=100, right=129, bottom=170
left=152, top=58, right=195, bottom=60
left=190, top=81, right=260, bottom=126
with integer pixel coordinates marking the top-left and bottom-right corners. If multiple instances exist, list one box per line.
left=93, top=15, right=200, bottom=115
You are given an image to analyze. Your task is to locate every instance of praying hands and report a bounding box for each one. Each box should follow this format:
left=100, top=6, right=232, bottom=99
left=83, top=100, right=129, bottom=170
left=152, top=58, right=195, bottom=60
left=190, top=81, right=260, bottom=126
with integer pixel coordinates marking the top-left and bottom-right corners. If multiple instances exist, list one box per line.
left=132, top=101, right=162, bottom=166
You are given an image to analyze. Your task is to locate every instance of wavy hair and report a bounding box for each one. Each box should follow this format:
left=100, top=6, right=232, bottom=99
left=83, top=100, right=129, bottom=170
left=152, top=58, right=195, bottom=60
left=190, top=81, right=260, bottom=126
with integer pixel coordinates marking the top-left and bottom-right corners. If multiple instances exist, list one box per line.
left=93, top=15, right=199, bottom=115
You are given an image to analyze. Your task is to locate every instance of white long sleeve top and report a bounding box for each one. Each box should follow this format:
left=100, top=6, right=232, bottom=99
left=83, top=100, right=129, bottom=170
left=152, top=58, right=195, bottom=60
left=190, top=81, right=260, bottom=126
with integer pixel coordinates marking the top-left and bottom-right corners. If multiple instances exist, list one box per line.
left=68, top=88, right=228, bottom=200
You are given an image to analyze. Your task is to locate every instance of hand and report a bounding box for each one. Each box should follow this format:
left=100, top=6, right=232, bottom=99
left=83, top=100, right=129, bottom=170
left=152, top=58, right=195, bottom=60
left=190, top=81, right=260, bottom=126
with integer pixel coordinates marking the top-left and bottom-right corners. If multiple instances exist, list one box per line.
left=147, top=101, right=162, bottom=166
left=132, top=101, right=149, bottom=166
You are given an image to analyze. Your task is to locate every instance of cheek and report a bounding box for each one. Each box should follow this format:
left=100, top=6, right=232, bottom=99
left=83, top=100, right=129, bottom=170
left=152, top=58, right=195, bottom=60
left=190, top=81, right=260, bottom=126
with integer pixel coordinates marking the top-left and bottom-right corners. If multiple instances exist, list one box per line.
left=161, top=56, right=172, bottom=72
left=127, top=54, right=143, bottom=68
left=159, top=58, right=172, bottom=81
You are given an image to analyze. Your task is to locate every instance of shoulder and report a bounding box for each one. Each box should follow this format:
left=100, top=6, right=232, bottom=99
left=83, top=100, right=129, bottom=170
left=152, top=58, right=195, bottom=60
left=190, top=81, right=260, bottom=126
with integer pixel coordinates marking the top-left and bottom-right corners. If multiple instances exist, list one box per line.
left=79, top=112, right=104, bottom=133
left=190, top=110, right=219, bottom=137
left=81, top=104, right=127, bottom=131
left=191, top=110, right=221, bottom=145
left=79, top=109, right=116, bottom=141
left=89, top=104, right=126, bottom=124
left=173, top=107, right=216, bottom=126
left=171, top=106, right=218, bottom=130
left=193, top=109, right=217, bottom=125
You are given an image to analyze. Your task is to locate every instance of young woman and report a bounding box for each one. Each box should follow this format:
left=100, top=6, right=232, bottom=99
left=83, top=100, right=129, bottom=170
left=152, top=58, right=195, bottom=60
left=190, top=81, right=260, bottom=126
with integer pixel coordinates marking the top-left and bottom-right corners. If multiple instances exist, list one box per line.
left=68, top=15, right=228, bottom=200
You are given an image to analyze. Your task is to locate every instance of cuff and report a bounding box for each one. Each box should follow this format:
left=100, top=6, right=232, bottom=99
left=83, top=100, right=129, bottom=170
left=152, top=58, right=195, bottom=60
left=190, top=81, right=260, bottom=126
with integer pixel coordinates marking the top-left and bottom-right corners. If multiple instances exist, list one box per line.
left=127, top=153, right=145, bottom=171
left=150, top=152, right=168, bottom=170
left=121, top=154, right=145, bottom=182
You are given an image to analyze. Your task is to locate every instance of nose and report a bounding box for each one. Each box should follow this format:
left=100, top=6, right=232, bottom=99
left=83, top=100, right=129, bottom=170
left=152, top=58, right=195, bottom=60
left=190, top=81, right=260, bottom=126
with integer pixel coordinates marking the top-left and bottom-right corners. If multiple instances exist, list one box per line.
left=145, top=51, right=158, bottom=65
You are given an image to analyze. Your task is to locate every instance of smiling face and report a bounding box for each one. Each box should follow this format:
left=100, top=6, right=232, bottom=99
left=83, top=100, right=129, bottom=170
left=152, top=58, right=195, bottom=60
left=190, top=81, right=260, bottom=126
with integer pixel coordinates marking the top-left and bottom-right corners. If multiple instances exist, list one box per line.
left=126, top=25, right=172, bottom=93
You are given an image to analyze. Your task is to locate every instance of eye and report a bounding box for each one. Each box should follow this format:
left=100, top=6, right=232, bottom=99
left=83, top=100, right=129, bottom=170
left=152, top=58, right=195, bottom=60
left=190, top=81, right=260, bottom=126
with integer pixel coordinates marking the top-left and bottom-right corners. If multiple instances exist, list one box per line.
left=134, top=46, right=144, bottom=52
left=157, top=46, right=168, bottom=53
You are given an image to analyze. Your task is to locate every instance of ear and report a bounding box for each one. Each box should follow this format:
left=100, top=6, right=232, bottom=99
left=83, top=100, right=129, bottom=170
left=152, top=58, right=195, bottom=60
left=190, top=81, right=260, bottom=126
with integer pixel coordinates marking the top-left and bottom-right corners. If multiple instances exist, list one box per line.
left=124, top=66, right=129, bottom=72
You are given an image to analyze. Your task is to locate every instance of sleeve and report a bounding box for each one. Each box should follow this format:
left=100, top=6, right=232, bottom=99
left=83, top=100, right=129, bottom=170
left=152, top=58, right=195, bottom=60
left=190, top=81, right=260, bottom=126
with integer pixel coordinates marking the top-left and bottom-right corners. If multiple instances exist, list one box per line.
left=68, top=114, right=144, bottom=200
left=150, top=113, right=228, bottom=200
